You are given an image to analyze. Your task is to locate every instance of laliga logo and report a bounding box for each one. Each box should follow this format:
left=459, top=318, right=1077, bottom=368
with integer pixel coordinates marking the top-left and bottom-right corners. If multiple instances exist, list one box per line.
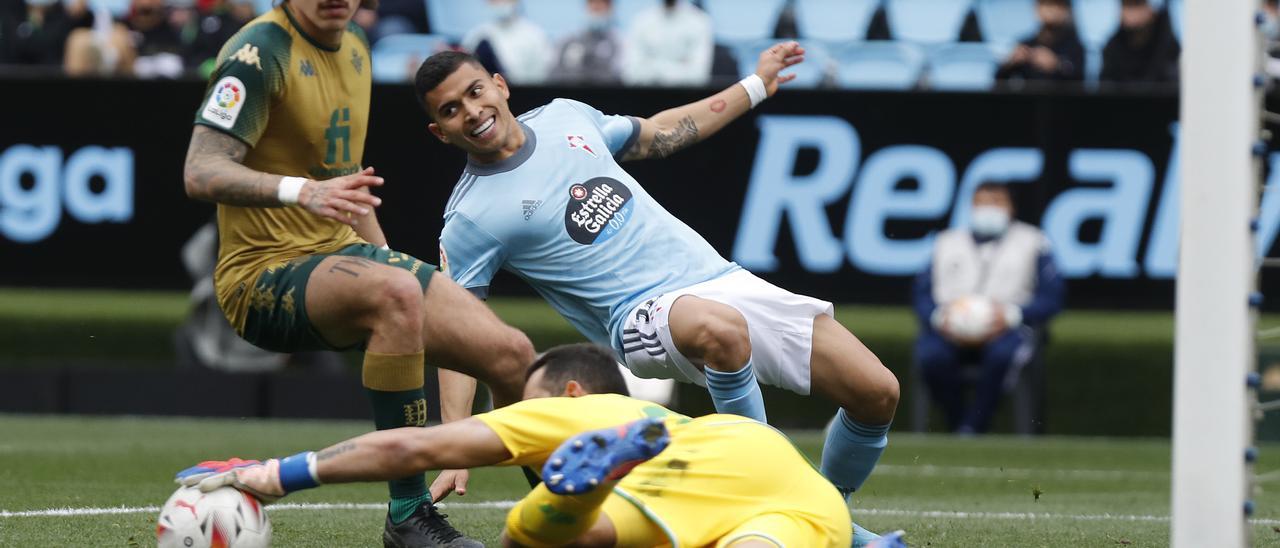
left=733, top=115, right=1280, bottom=280
left=0, top=145, right=134, bottom=243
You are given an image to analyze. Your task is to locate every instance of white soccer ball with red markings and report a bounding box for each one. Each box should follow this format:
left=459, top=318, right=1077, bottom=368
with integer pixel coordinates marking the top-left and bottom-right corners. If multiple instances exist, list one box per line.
left=944, top=295, right=996, bottom=343
left=156, top=485, right=271, bottom=548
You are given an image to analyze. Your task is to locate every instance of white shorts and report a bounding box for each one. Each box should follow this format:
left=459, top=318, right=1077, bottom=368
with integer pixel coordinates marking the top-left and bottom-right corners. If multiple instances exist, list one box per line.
left=618, top=270, right=834, bottom=396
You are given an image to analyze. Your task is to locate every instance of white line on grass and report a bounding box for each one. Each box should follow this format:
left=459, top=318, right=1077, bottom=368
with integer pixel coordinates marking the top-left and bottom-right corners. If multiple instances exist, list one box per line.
left=5, top=502, right=1280, bottom=526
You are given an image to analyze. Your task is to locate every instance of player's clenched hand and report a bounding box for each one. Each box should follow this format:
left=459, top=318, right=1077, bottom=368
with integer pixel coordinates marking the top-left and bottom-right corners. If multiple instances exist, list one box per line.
left=176, top=458, right=286, bottom=504
left=755, top=41, right=806, bottom=96
left=297, top=166, right=384, bottom=226
left=429, top=469, right=470, bottom=502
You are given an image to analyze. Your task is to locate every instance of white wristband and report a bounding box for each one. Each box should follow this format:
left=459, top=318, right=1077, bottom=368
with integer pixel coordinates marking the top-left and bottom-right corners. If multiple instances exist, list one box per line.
left=277, top=176, right=307, bottom=206
left=738, top=74, right=767, bottom=109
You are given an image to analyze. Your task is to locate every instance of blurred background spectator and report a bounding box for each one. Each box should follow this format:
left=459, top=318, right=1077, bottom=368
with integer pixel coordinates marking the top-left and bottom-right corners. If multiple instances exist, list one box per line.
left=621, top=0, right=712, bottom=87
left=1100, top=0, right=1179, bottom=84
left=181, top=0, right=256, bottom=78
left=996, top=0, right=1084, bottom=83
left=462, top=0, right=552, bottom=84
left=1, top=0, right=92, bottom=69
left=912, top=182, right=1065, bottom=435
left=64, top=0, right=186, bottom=77
left=360, top=0, right=429, bottom=44
left=551, top=0, right=623, bottom=85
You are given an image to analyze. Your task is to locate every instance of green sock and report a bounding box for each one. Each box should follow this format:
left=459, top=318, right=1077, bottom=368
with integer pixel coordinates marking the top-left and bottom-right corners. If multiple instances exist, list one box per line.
left=366, top=387, right=430, bottom=523
left=389, top=492, right=433, bottom=524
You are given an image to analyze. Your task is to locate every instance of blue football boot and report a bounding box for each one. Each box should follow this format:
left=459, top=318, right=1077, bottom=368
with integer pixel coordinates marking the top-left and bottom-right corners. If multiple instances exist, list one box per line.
left=541, top=417, right=670, bottom=495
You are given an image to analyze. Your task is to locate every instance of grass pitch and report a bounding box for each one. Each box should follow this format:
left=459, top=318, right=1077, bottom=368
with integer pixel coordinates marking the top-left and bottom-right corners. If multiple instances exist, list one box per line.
left=3, top=415, right=1280, bottom=546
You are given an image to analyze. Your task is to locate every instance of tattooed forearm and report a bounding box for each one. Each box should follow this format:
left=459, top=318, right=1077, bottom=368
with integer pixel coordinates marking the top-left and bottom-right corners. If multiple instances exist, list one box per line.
left=644, top=116, right=699, bottom=159
left=183, top=126, right=280, bottom=206
left=316, top=442, right=356, bottom=461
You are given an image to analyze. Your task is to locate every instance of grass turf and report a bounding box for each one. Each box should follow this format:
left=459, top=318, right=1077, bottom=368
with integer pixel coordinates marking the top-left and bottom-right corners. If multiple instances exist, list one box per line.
left=2, top=415, right=1280, bottom=546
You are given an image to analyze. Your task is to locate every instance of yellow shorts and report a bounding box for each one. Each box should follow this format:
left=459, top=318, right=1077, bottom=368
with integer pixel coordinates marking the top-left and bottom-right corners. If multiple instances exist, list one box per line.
left=602, top=419, right=852, bottom=547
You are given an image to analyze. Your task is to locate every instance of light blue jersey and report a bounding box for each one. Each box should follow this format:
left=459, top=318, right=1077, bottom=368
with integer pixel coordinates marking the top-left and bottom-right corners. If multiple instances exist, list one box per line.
left=438, top=99, right=740, bottom=354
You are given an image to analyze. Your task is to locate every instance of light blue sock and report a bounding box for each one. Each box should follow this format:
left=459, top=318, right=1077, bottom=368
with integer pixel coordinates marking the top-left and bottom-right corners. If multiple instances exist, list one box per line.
left=703, top=361, right=767, bottom=423
left=821, top=408, right=889, bottom=498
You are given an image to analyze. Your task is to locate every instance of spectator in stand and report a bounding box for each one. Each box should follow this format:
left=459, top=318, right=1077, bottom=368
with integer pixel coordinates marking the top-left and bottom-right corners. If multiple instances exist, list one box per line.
left=1, top=0, right=92, bottom=68
left=358, top=0, right=429, bottom=44
left=1100, top=0, right=1179, bottom=84
left=65, top=0, right=186, bottom=77
left=462, top=0, right=553, bottom=84
left=550, top=0, right=623, bottom=85
left=996, top=0, right=1084, bottom=82
left=182, top=0, right=256, bottom=79
left=912, top=182, right=1065, bottom=434
left=621, top=0, right=713, bottom=87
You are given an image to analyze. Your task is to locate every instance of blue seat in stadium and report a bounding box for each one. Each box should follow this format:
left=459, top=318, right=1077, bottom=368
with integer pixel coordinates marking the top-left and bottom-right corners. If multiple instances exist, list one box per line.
left=425, top=0, right=492, bottom=41
left=794, top=0, right=880, bottom=42
left=88, top=0, right=131, bottom=18
left=886, top=0, right=973, bottom=43
left=1072, top=0, right=1121, bottom=51
left=731, top=39, right=830, bottom=88
left=371, top=33, right=450, bottom=83
left=831, top=41, right=925, bottom=89
left=927, top=43, right=999, bottom=90
left=524, top=0, right=590, bottom=43
left=975, top=0, right=1038, bottom=47
left=703, top=0, right=788, bottom=42
left=1166, top=0, right=1182, bottom=42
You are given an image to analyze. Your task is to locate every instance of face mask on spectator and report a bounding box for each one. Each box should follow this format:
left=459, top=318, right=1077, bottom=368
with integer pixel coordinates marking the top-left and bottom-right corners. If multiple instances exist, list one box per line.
left=490, top=1, right=518, bottom=21
left=971, top=206, right=1012, bottom=238
left=587, top=13, right=610, bottom=32
left=1265, top=12, right=1280, bottom=40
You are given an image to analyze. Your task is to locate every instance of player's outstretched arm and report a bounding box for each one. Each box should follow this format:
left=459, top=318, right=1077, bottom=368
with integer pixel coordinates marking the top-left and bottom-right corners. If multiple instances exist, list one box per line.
left=183, top=125, right=385, bottom=228
left=178, top=418, right=512, bottom=502
left=620, top=41, right=804, bottom=161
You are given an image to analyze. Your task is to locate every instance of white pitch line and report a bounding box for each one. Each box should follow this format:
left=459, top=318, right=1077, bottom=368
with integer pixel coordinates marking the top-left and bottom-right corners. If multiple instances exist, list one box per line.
left=4, top=502, right=1280, bottom=527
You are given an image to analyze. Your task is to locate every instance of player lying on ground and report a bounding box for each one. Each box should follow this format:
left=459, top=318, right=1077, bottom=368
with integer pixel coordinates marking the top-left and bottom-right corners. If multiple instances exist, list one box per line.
left=178, top=344, right=907, bottom=547
left=415, top=42, right=898, bottom=544
left=182, top=0, right=532, bottom=543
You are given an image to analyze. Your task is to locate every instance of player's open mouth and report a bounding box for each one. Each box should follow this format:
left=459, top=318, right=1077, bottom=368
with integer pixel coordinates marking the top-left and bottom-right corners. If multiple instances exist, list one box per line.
left=471, top=117, right=496, bottom=138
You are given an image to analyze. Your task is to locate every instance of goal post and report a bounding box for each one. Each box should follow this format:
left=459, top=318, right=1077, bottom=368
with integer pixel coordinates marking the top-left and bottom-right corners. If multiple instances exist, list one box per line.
left=1173, top=0, right=1263, bottom=545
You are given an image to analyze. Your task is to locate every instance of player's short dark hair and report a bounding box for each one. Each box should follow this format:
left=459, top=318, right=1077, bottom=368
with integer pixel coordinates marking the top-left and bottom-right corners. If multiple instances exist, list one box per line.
left=524, top=343, right=630, bottom=397
left=414, top=51, right=484, bottom=114
left=974, top=181, right=1012, bottom=197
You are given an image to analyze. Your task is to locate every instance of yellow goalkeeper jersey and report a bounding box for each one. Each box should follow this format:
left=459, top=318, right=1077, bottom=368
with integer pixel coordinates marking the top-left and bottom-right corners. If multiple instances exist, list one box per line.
left=475, top=394, right=851, bottom=546
left=192, top=4, right=370, bottom=332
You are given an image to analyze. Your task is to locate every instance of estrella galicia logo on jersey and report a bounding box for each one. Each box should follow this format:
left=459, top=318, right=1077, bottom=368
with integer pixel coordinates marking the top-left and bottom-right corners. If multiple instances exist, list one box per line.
left=565, top=177, right=633, bottom=245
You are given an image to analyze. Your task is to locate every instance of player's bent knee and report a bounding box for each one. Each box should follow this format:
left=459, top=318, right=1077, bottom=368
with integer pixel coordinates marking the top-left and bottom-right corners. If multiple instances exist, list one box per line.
left=370, top=271, right=426, bottom=328
left=691, top=308, right=751, bottom=369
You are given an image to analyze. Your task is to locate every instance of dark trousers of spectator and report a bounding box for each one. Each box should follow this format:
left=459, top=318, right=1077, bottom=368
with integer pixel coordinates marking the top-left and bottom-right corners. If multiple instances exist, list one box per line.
left=915, top=327, right=1034, bottom=433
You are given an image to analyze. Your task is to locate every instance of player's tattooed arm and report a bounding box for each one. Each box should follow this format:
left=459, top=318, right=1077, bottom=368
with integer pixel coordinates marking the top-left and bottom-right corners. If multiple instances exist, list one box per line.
left=183, top=126, right=279, bottom=206
left=184, top=126, right=384, bottom=226
left=643, top=116, right=699, bottom=159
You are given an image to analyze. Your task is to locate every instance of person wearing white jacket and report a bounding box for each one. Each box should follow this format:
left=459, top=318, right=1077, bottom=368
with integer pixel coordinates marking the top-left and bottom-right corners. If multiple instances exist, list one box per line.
left=912, top=182, right=1065, bottom=434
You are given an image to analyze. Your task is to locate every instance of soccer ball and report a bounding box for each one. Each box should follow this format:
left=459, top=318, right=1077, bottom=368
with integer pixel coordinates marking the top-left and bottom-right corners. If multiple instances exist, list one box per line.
left=944, top=295, right=996, bottom=343
left=156, top=485, right=271, bottom=548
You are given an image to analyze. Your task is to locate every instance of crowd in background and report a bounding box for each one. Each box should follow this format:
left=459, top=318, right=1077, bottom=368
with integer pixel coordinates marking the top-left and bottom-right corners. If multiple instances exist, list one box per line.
left=3, top=0, right=1272, bottom=88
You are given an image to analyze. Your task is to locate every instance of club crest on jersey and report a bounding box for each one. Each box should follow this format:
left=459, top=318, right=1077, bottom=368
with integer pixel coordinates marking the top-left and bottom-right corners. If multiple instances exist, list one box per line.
left=565, top=177, right=634, bottom=245
left=566, top=135, right=598, bottom=158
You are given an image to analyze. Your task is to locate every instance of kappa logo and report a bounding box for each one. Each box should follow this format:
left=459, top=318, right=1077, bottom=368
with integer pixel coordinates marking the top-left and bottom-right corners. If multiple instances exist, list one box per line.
left=567, top=135, right=598, bottom=158
left=230, top=43, right=261, bottom=70
left=522, top=199, right=543, bottom=221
